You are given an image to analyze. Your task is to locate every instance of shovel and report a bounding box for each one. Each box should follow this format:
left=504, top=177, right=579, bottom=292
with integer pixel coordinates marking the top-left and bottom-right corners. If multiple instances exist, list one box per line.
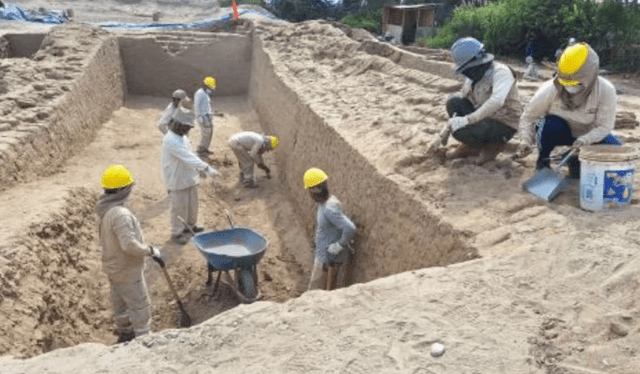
left=523, top=149, right=577, bottom=202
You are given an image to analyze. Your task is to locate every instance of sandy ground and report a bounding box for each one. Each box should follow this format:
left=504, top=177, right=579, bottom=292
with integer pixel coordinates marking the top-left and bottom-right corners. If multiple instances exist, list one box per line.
left=2, top=1, right=640, bottom=373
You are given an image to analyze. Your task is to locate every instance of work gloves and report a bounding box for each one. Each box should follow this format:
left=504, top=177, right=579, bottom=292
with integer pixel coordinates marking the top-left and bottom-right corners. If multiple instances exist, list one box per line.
left=572, top=138, right=588, bottom=151
left=448, top=116, right=470, bottom=132
left=205, top=165, right=219, bottom=179
left=258, top=163, right=271, bottom=179
left=327, top=242, right=345, bottom=266
left=149, top=246, right=165, bottom=268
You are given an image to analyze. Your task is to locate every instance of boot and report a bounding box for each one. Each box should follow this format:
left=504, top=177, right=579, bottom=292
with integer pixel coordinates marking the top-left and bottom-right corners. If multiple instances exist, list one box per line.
left=445, top=144, right=480, bottom=160
left=475, top=143, right=507, bottom=165
left=116, top=330, right=135, bottom=344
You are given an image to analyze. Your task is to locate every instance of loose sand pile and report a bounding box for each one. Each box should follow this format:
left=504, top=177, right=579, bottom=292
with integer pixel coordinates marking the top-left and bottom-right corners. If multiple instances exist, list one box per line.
left=2, top=2, right=640, bottom=373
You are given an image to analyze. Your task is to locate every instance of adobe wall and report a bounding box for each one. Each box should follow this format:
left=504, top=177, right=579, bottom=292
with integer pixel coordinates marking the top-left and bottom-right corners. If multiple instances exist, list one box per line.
left=249, top=35, right=476, bottom=283
left=0, top=24, right=125, bottom=190
left=118, top=31, right=252, bottom=98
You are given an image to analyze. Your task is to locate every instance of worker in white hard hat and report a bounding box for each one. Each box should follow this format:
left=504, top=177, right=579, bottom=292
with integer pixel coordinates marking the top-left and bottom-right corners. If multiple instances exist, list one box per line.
left=162, top=107, right=220, bottom=244
left=157, top=89, right=191, bottom=135
left=430, top=37, right=523, bottom=165
left=517, top=42, right=621, bottom=178
left=194, top=76, right=216, bottom=158
left=227, top=132, right=278, bottom=188
left=96, top=164, right=164, bottom=343
left=303, top=168, right=356, bottom=291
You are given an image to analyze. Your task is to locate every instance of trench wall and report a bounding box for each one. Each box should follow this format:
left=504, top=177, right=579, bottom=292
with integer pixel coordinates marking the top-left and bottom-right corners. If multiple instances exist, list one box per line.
left=118, top=31, right=252, bottom=98
left=0, top=25, right=125, bottom=190
left=1, top=33, right=46, bottom=58
left=249, top=36, right=476, bottom=283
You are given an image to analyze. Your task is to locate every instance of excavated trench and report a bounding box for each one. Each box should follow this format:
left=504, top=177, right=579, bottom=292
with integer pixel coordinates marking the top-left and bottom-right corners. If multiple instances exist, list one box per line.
left=0, top=21, right=476, bottom=358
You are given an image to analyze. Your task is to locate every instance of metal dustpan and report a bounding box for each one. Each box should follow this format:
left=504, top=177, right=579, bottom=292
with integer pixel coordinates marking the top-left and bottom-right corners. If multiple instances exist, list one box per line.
left=523, top=150, right=576, bottom=202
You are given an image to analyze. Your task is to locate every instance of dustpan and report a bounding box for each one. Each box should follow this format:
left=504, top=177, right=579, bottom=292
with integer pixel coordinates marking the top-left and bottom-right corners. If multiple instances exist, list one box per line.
left=523, top=150, right=576, bottom=202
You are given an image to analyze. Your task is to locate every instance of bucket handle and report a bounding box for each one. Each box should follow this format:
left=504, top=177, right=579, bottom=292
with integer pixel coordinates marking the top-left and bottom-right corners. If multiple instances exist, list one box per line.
left=553, top=149, right=577, bottom=172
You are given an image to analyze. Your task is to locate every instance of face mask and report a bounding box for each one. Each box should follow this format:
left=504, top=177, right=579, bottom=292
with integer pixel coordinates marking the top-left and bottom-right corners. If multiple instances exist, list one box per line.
left=461, top=62, right=492, bottom=84
left=205, top=88, right=213, bottom=95
left=565, top=86, right=584, bottom=94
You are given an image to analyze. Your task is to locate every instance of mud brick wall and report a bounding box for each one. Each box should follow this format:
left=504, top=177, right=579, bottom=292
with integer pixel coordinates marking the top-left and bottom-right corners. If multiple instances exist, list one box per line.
left=249, top=36, right=476, bottom=283
left=118, top=31, right=252, bottom=98
left=0, top=24, right=125, bottom=190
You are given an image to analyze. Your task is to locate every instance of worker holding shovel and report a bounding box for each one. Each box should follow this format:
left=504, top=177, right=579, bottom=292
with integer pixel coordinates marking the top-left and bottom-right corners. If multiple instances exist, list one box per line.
left=427, top=37, right=523, bottom=165
left=96, top=164, right=164, bottom=343
left=303, top=168, right=356, bottom=291
left=516, top=42, right=621, bottom=178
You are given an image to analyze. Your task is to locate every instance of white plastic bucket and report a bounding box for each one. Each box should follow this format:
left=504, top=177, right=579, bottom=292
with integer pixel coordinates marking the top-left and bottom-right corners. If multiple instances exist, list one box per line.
left=579, top=145, right=639, bottom=211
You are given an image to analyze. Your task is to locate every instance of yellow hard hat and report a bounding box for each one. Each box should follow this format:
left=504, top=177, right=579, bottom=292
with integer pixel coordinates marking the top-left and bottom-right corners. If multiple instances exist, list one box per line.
left=101, top=164, right=134, bottom=189
left=204, top=76, right=216, bottom=89
left=303, top=168, right=328, bottom=190
left=270, top=136, right=279, bottom=149
left=558, top=43, right=588, bottom=76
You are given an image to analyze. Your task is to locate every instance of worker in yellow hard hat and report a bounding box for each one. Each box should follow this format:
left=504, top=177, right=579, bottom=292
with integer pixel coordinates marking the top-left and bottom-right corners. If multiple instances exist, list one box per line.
left=194, top=76, right=217, bottom=158
left=517, top=42, right=621, bottom=178
left=96, top=165, right=163, bottom=343
left=303, top=168, right=356, bottom=291
left=227, top=131, right=278, bottom=188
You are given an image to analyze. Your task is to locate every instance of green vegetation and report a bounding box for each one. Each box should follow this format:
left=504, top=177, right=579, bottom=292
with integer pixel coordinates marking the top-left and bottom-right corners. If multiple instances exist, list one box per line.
left=219, top=0, right=268, bottom=8
left=422, top=0, right=640, bottom=72
left=341, top=8, right=383, bottom=33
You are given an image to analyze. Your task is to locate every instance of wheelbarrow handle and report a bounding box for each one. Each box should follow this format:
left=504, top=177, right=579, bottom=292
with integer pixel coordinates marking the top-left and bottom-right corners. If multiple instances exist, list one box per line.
left=224, top=209, right=235, bottom=228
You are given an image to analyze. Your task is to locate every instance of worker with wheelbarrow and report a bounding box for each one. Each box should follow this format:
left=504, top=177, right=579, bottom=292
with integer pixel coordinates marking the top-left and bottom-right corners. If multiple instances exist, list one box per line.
left=516, top=42, right=622, bottom=179
left=303, top=168, right=356, bottom=291
left=96, top=165, right=164, bottom=343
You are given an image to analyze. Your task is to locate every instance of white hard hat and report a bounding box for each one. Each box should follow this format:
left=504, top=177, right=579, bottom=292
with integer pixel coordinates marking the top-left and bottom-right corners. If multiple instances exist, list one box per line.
left=171, top=107, right=195, bottom=127
left=172, top=89, right=187, bottom=100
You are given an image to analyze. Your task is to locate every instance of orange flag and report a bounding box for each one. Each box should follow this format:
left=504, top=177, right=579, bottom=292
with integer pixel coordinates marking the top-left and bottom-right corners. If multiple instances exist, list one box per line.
left=232, top=0, right=239, bottom=19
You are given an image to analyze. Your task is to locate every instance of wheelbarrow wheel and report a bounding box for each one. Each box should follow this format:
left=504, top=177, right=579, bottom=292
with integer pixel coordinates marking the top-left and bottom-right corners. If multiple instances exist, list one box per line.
left=238, top=268, right=257, bottom=300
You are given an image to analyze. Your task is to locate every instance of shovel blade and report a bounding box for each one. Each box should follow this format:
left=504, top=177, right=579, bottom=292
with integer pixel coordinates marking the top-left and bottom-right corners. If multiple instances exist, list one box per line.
left=523, top=168, right=569, bottom=202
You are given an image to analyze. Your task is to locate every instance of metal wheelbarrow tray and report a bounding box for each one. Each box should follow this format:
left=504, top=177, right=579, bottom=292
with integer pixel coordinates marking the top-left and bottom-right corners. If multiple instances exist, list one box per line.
left=192, top=227, right=269, bottom=303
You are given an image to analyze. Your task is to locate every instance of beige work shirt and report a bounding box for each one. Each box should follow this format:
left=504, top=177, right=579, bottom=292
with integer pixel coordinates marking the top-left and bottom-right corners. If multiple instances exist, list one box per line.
left=99, top=206, right=148, bottom=282
left=460, top=62, right=523, bottom=129
left=518, top=77, right=617, bottom=146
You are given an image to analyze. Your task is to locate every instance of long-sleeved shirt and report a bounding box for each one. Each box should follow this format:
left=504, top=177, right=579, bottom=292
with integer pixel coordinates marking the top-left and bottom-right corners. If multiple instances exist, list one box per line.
left=194, top=88, right=212, bottom=120
left=99, top=206, right=148, bottom=282
left=228, top=131, right=268, bottom=165
left=315, top=196, right=356, bottom=264
left=459, top=62, right=523, bottom=128
left=157, top=103, right=177, bottom=135
left=518, top=77, right=617, bottom=146
left=161, top=131, right=209, bottom=191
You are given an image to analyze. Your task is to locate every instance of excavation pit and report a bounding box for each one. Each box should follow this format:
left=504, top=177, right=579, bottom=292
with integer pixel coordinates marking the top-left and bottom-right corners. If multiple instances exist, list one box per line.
left=0, top=21, right=478, bottom=358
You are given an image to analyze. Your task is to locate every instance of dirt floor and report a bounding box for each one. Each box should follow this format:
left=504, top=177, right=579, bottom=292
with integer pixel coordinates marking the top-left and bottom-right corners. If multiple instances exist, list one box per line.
left=3, top=1, right=640, bottom=373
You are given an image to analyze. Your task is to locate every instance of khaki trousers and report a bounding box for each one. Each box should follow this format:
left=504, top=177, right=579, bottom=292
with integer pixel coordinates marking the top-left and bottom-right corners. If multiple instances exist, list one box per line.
left=197, top=116, right=213, bottom=154
left=109, top=276, right=151, bottom=336
left=230, top=143, right=255, bottom=186
left=169, top=185, right=198, bottom=237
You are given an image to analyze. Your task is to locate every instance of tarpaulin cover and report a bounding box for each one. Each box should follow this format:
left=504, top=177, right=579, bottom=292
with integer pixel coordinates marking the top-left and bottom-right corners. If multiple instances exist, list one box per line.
left=0, top=4, right=69, bottom=24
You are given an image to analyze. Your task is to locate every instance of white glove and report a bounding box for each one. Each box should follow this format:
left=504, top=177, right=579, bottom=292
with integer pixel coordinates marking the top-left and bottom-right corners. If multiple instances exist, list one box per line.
left=205, top=165, right=219, bottom=178
left=327, top=243, right=345, bottom=265
left=448, top=116, right=470, bottom=132
left=572, top=138, right=588, bottom=150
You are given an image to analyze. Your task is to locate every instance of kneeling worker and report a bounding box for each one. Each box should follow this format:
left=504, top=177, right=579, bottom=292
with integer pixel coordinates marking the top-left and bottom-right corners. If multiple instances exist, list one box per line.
left=96, top=164, right=164, bottom=343
left=227, top=131, right=278, bottom=188
left=431, top=37, right=523, bottom=164
left=517, top=42, right=621, bottom=178
left=303, top=168, right=356, bottom=291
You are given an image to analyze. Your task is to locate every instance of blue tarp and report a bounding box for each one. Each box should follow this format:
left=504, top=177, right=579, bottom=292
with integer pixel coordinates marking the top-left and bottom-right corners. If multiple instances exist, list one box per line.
left=0, top=4, right=69, bottom=24
left=99, top=9, right=282, bottom=30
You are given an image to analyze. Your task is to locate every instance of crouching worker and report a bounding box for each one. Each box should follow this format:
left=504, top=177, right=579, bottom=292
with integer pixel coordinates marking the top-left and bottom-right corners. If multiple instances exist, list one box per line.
left=96, top=164, right=164, bottom=343
left=436, top=37, right=523, bottom=165
left=517, top=42, right=621, bottom=178
left=162, top=108, right=220, bottom=244
left=303, top=168, right=356, bottom=291
left=227, top=131, right=278, bottom=188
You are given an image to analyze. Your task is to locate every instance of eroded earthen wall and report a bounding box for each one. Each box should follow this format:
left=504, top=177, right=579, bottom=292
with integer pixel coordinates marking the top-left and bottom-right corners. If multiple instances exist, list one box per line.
left=0, top=24, right=125, bottom=190
left=249, top=36, right=477, bottom=283
left=118, top=31, right=252, bottom=98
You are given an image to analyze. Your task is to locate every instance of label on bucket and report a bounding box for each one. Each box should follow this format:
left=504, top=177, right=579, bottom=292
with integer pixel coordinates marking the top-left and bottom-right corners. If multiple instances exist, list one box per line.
left=602, top=169, right=634, bottom=205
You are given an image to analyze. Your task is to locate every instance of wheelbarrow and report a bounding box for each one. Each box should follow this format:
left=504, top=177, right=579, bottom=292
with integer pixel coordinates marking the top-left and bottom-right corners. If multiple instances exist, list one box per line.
left=183, top=211, right=268, bottom=303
